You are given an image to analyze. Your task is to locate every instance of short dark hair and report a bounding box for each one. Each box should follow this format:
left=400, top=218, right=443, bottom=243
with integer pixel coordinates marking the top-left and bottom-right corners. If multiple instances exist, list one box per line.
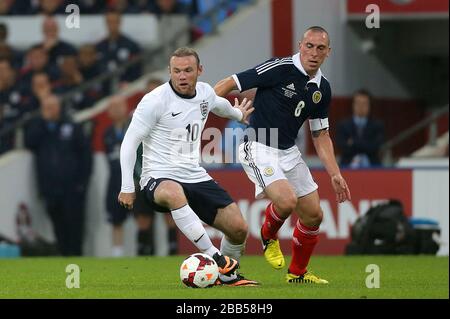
left=303, top=26, right=330, bottom=45
left=29, top=44, right=45, bottom=52
left=106, top=9, right=122, bottom=16
left=105, top=10, right=122, bottom=23
left=170, top=47, right=200, bottom=67
left=306, top=26, right=328, bottom=34
left=352, top=88, right=373, bottom=107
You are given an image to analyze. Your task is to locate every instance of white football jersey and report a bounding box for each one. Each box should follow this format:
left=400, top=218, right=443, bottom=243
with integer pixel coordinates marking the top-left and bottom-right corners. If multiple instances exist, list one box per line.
left=120, top=81, right=242, bottom=192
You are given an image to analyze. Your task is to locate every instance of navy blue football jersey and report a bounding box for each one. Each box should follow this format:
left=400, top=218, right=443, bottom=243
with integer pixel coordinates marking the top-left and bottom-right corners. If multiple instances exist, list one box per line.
left=234, top=53, right=331, bottom=150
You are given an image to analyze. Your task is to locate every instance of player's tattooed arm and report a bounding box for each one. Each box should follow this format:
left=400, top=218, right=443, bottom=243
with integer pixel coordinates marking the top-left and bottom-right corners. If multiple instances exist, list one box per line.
left=311, top=128, right=329, bottom=138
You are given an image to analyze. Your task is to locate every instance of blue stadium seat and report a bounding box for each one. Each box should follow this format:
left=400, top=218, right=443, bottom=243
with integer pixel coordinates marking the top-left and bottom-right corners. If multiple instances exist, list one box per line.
left=186, top=0, right=252, bottom=35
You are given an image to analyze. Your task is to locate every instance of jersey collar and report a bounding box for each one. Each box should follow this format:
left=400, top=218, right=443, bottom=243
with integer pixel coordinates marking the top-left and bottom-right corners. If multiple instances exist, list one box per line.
left=292, top=53, right=322, bottom=88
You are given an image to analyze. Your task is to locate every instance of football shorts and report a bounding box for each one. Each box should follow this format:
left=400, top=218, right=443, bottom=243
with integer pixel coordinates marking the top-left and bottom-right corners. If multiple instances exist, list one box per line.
left=238, top=141, right=318, bottom=199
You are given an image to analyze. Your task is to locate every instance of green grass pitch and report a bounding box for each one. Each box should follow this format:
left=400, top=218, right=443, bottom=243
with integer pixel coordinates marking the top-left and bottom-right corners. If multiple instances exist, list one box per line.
left=0, top=256, right=448, bottom=299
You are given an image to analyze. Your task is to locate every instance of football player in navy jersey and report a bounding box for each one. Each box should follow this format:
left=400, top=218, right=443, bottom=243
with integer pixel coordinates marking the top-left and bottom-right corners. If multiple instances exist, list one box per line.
left=215, top=26, right=351, bottom=284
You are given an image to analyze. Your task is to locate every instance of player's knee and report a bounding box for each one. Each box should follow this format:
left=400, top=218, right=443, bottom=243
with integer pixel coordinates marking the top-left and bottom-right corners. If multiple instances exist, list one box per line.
left=309, top=207, right=323, bottom=226
left=275, top=195, right=297, bottom=214
left=155, top=181, right=185, bottom=206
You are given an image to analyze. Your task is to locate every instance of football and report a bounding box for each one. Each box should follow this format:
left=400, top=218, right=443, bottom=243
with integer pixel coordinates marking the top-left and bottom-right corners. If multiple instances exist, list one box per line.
left=180, top=253, right=219, bottom=288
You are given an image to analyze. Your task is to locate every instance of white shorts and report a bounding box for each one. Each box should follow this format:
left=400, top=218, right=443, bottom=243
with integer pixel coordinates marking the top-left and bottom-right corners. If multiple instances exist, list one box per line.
left=238, top=141, right=318, bottom=199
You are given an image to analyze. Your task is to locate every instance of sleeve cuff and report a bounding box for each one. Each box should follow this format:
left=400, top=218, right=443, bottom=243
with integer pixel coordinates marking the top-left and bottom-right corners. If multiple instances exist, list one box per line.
left=232, top=74, right=242, bottom=92
left=234, top=108, right=244, bottom=122
left=120, top=186, right=136, bottom=193
left=309, top=118, right=329, bottom=131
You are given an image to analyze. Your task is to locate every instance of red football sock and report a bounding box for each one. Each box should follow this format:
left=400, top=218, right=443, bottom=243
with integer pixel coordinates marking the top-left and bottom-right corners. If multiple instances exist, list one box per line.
left=261, top=202, right=287, bottom=240
left=289, top=220, right=319, bottom=276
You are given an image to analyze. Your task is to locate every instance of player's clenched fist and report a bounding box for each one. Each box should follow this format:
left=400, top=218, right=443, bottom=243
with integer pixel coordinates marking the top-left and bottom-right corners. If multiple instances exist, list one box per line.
left=118, top=192, right=136, bottom=210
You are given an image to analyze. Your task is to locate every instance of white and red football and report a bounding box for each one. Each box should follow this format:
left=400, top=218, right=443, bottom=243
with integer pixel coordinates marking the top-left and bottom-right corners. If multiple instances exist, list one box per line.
left=180, top=253, right=219, bottom=288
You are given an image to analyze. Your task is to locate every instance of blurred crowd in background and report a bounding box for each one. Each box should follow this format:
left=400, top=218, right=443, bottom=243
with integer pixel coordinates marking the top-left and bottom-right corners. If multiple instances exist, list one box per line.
left=0, top=0, right=249, bottom=154
left=0, top=0, right=197, bottom=15
left=0, top=0, right=251, bottom=257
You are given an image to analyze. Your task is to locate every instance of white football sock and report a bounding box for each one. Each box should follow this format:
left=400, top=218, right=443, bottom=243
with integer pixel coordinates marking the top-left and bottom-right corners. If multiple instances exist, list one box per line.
left=171, top=205, right=219, bottom=256
left=217, top=236, right=242, bottom=282
left=220, top=236, right=245, bottom=262
left=204, top=246, right=221, bottom=258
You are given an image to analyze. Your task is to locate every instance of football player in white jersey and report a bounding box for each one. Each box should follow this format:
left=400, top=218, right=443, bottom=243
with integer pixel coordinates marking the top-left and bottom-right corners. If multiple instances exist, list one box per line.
left=119, top=47, right=258, bottom=286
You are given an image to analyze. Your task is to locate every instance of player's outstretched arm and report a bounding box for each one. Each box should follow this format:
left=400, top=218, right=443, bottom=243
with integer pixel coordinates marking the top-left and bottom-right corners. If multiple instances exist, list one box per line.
left=312, top=128, right=351, bottom=203
left=214, top=76, right=238, bottom=97
left=211, top=95, right=254, bottom=124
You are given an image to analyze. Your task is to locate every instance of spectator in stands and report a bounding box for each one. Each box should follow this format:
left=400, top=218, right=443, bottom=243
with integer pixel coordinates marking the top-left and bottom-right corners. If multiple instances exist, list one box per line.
left=3, top=0, right=56, bottom=15
left=78, top=44, right=105, bottom=102
left=53, top=55, right=96, bottom=111
left=35, top=0, right=66, bottom=15
left=0, top=23, right=23, bottom=69
left=0, top=103, right=15, bottom=154
left=77, top=0, right=107, bottom=14
left=336, top=89, right=385, bottom=168
left=32, top=72, right=53, bottom=101
left=78, top=44, right=100, bottom=81
left=0, top=58, right=26, bottom=123
left=22, top=72, right=53, bottom=114
left=0, top=0, right=14, bottom=15
left=24, top=94, right=92, bottom=256
left=107, top=0, right=140, bottom=13
left=0, top=58, right=20, bottom=154
left=20, top=45, right=60, bottom=94
left=39, top=16, right=77, bottom=67
left=104, top=95, right=131, bottom=257
left=96, top=10, right=142, bottom=91
left=54, top=55, right=82, bottom=86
